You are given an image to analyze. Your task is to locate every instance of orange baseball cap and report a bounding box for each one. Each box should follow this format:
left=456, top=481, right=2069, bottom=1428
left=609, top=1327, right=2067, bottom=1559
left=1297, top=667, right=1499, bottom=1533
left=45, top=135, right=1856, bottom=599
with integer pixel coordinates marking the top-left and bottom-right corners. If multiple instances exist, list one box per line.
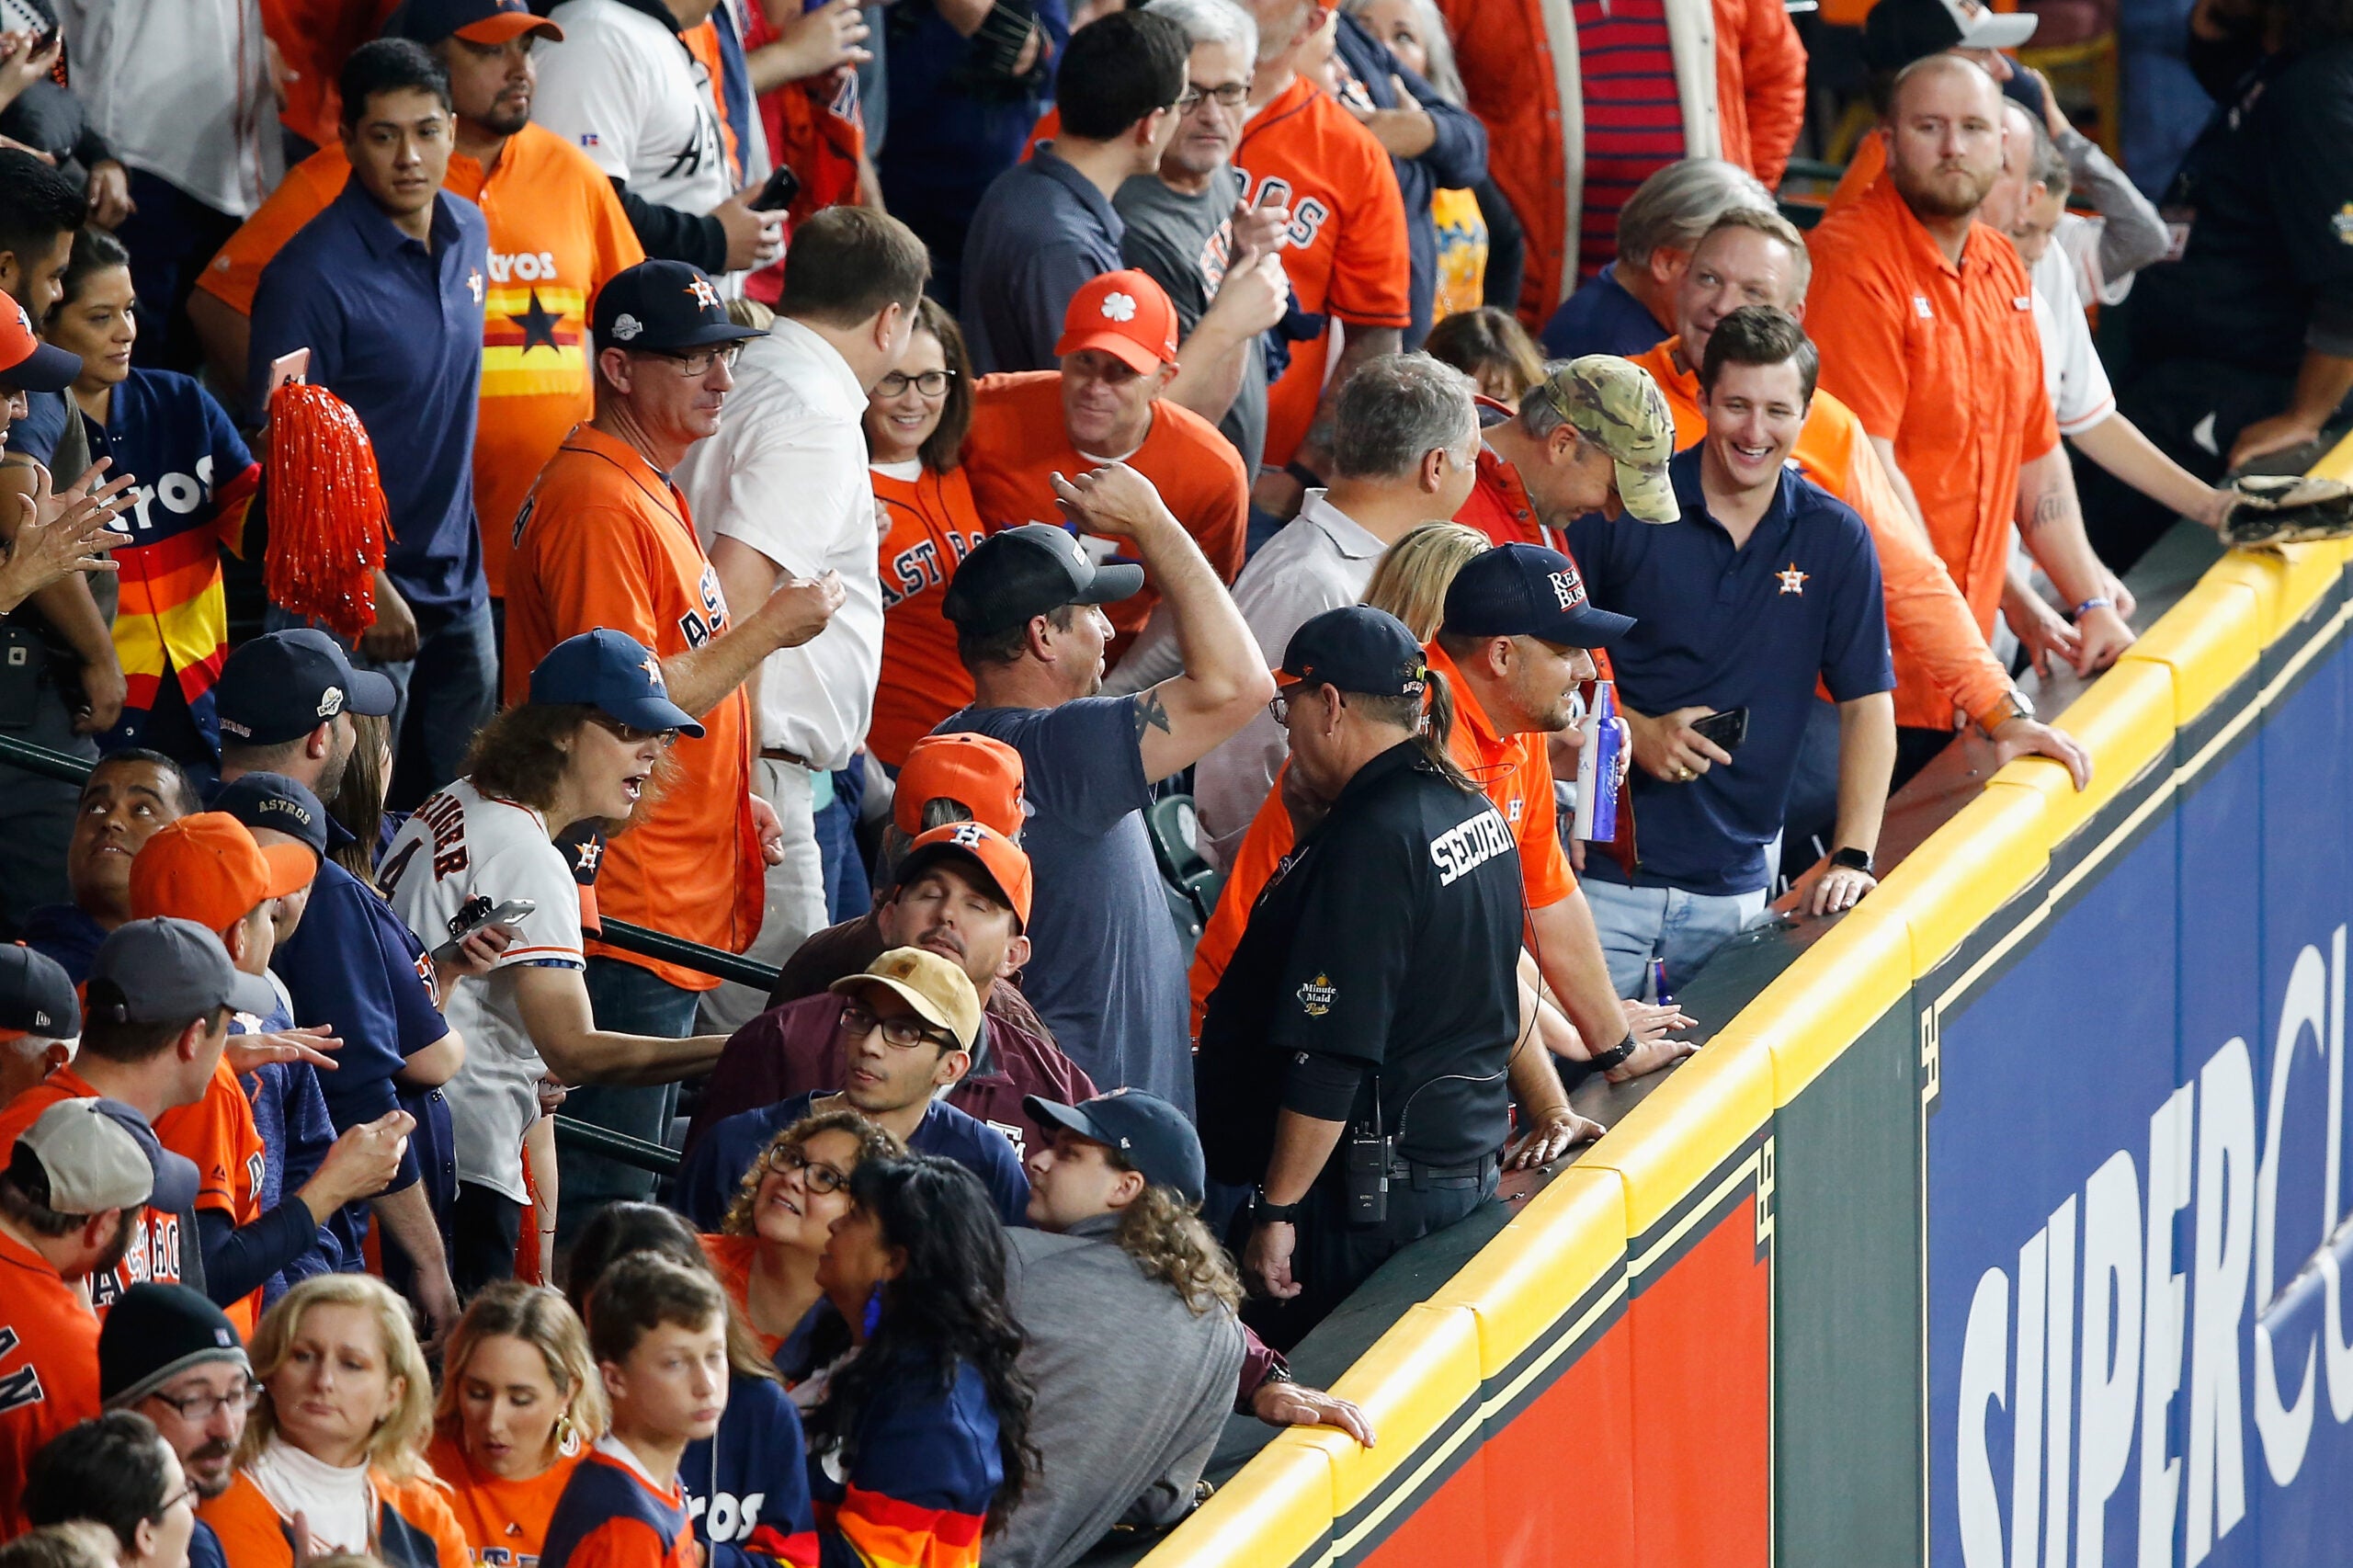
left=1054, top=269, right=1179, bottom=374
left=896, top=822, right=1034, bottom=931
left=129, top=812, right=317, bottom=936
left=893, top=733, right=1026, bottom=839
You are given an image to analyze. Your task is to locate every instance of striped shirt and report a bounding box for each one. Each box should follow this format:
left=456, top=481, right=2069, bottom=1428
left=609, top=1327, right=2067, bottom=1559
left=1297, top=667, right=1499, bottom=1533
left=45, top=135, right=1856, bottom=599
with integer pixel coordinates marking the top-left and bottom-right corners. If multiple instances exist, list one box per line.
left=1574, top=0, right=1686, bottom=279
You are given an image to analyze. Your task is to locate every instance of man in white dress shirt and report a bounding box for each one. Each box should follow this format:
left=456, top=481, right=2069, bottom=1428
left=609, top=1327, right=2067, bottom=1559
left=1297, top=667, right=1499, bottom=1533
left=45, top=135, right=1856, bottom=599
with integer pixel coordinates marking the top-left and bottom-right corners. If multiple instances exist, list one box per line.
left=1183, top=352, right=1479, bottom=866
left=678, top=206, right=931, bottom=1030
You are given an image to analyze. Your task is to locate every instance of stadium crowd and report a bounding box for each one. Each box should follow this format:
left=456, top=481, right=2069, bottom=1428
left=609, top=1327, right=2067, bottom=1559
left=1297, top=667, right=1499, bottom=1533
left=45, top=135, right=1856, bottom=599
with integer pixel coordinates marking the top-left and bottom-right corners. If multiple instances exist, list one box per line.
left=0, top=0, right=2345, bottom=1558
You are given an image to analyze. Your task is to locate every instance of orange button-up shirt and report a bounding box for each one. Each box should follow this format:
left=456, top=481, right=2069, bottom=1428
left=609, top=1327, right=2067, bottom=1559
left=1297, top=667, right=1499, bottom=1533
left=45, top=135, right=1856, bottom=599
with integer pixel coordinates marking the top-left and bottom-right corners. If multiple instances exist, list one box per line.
left=1804, top=176, right=2057, bottom=640
left=1626, top=337, right=2014, bottom=731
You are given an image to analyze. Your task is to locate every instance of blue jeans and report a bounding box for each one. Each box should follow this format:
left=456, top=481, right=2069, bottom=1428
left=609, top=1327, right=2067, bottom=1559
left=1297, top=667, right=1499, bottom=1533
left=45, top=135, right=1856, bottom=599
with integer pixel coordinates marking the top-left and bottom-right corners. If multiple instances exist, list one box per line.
left=1580, top=878, right=1768, bottom=999
left=815, top=788, right=870, bottom=924
left=266, top=597, right=497, bottom=809
left=559, top=957, right=701, bottom=1241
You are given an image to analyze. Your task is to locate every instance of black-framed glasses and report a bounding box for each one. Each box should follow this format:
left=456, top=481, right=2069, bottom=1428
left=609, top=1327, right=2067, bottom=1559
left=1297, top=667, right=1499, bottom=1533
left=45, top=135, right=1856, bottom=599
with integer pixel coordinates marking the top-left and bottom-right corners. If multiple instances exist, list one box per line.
left=645, top=343, right=744, bottom=377
left=1176, top=81, right=1251, bottom=111
left=876, top=369, right=956, bottom=398
left=837, top=1000, right=956, bottom=1051
left=154, top=1483, right=200, bottom=1519
left=760, top=1145, right=850, bottom=1195
left=143, top=1381, right=260, bottom=1424
left=586, top=713, right=680, bottom=749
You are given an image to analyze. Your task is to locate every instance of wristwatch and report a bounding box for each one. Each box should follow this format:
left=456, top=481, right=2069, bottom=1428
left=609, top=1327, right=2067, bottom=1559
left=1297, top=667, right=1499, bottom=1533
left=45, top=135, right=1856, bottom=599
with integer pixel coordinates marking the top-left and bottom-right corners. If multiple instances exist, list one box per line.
left=1586, top=1030, right=1638, bottom=1073
left=1977, top=687, right=2035, bottom=737
left=1252, top=1187, right=1302, bottom=1226
left=1831, top=846, right=1876, bottom=875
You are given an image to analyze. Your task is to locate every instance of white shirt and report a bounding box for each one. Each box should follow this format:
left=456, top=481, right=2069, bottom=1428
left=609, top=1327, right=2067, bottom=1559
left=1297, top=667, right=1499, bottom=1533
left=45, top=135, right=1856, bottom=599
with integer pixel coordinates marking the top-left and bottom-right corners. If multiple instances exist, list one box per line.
left=676, top=317, right=884, bottom=767
left=2029, top=240, right=2115, bottom=438
left=380, top=779, right=585, bottom=1203
left=1188, top=490, right=1389, bottom=866
left=538, top=0, right=738, bottom=285
left=56, top=0, right=280, bottom=217
left=246, top=1437, right=371, bottom=1554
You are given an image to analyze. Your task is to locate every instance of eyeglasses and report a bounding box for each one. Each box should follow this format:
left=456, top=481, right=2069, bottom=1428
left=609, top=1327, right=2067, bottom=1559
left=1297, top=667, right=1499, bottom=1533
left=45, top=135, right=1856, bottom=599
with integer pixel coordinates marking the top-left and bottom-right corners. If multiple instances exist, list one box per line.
left=155, top=1483, right=200, bottom=1518
left=143, top=1381, right=260, bottom=1424
left=1268, top=693, right=1297, bottom=724
left=585, top=713, right=679, bottom=749
left=876, top=369, right=956, bottom=398
left=1176, top=81, right=1251, bottom=111
left=836, top=1000, right=956, bottom=1051
left=761, top=1145, right=850, bottom=1195
left=645, top=344, right=744, bottom=377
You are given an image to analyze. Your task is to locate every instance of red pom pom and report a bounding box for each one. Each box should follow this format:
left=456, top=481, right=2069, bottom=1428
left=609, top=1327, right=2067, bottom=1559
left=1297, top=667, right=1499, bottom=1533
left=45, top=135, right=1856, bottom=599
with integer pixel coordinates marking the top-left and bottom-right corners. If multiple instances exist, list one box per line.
left=264, top=382, right=391, bottom=644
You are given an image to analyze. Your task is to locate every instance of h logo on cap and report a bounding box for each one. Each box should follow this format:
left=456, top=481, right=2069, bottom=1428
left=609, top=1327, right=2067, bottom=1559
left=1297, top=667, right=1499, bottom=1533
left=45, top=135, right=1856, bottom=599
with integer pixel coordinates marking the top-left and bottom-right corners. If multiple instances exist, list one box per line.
left=1549, top=567, right=1587, bottom=610
left=949, top=823, right=985, bottom=847
left=686, top=278, right=721, bottom=312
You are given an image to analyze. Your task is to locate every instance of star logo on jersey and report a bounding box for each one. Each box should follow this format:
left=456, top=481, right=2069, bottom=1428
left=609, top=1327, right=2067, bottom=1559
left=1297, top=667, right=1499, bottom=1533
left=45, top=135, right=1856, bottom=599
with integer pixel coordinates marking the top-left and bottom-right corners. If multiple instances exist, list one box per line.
left=507, top=289, right=563, bottom=355
left=685, top=277, right=721, bottom=312
left=1297, top=973, right=1336, bottom=1017
left=468, top=268, right=484, bottom=305
left=1100, top=291, right=1137, bottom=323
left=1777, top=562, right=1809, bottom=596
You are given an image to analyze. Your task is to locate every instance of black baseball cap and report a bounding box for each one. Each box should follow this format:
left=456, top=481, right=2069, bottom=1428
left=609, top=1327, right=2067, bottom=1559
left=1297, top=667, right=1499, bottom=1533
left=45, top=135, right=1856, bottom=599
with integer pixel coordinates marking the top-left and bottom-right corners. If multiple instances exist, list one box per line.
left=1863, top=0, right=2034, bottom=70
left=529, top=628, right=704, bottom=737
left=215, top=629, right=397, bottom=747
left=940, top=524, right=1143, bottom=639
left=0, top=944, right=78, bottom=1038
left=592, top=260, right=766, bottom=354
left=211, top=773, right=330, bottom=862
left=388, top=0, right=563, bottom=45
left=1280, top=606, right=1428, bottom=699
left=1442, top=543, right=1634, bottom=650
left=1024, top=1088, right=1206, bottom=1206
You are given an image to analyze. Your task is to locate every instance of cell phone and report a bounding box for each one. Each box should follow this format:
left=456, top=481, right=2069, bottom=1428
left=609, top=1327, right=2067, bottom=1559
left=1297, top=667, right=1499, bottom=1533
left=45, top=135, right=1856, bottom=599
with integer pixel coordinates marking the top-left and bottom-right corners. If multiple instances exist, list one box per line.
left=266, top=347, right=311, bottom=397
left=746, top=165, right=801, bottom=213
left=1690, top=706, right=1749, bottom=753
left=435, top=897, right=536, bottom=960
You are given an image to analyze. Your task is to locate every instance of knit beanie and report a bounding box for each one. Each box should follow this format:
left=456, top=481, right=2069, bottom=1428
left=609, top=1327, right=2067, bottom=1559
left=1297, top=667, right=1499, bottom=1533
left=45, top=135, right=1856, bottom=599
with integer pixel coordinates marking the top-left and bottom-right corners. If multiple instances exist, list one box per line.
left=99, top=1284, right=249, bottom=1409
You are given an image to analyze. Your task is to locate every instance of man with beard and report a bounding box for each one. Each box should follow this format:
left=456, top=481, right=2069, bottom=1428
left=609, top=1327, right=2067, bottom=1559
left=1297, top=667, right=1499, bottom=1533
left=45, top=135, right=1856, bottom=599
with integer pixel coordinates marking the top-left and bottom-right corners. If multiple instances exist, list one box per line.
left=191, top=0, right=645, bottom=607
left=97, top=1285, right=254, bottom=1568
left=0, top=1100, right=199, bottom=1536
left=1805, top=54, right=2133, bottom=785
left=687, top=821, right=1095, bottom=1165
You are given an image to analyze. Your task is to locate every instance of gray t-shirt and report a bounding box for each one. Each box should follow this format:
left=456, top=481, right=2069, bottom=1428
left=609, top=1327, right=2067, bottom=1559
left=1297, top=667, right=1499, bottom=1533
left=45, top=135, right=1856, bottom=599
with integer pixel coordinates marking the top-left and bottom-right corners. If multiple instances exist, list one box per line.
left=935, top=696, right=1194, bottom=1114
left=1116, top=167, right=1267, bottom=477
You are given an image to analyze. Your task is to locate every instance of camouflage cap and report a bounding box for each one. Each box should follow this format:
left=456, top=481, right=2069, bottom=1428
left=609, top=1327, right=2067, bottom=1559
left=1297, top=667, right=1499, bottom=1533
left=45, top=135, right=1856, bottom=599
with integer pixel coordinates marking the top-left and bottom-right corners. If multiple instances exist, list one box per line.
left=1532, top=357, right=1680, bottom=524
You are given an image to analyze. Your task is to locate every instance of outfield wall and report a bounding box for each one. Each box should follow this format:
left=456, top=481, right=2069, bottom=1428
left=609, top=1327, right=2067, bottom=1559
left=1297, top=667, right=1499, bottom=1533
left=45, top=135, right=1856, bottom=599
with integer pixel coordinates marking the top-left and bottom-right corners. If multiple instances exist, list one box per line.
left=1141, top=456, right=2353, bottom=1567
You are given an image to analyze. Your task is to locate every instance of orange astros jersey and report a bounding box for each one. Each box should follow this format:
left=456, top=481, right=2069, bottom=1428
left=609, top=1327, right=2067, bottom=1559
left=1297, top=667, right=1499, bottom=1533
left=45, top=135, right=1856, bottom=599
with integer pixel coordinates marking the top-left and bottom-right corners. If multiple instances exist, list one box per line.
left=154, top=1060, right=268, bottom=1335
left=1232, top=74, right=1412, bottom=468
left=429, top=1433, right=583, bottom=1567
left=0, top=1225, right=103, bottom=1539
left=196, top=124, right=643, bottom=595
left=0, top=1068, right=185, bottom=1310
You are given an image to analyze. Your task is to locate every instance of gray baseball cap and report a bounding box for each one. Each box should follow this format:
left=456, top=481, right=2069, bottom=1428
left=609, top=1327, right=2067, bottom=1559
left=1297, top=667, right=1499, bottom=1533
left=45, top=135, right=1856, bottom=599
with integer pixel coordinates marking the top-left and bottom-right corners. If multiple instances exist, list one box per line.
left=14, top=1096, right=200, bottom=1215
left=84, top=917, right=277, bottom=1027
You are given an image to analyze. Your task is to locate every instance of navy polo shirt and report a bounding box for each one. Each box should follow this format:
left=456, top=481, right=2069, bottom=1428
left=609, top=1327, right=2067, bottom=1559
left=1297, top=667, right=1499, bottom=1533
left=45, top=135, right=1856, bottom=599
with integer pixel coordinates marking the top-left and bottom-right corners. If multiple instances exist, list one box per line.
left=249, top=177, right=489, bottom=626
left=1567, top=449, right=1893, bottom=897
left=1539, top=262, right=1671, bottom=360
left=959, top=143, right=1126, bottom=375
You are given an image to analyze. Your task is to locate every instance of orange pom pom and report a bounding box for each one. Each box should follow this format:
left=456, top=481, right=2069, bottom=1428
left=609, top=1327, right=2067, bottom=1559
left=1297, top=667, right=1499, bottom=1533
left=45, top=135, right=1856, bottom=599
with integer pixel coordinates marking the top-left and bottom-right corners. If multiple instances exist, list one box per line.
left=265, top=382, right=391, bottom=644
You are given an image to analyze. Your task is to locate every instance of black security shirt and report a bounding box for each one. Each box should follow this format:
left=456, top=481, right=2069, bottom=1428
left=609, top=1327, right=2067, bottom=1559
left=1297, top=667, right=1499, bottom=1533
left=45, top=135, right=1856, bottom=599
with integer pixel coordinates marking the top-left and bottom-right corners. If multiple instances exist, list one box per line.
left=1195, top=742, right=1526, bottom=1181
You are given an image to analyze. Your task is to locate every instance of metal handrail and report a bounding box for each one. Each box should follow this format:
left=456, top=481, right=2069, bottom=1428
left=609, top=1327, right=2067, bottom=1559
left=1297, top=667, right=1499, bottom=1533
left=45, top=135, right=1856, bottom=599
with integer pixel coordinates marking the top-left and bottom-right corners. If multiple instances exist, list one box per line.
left=551, top=1115, right=680, bottom=1174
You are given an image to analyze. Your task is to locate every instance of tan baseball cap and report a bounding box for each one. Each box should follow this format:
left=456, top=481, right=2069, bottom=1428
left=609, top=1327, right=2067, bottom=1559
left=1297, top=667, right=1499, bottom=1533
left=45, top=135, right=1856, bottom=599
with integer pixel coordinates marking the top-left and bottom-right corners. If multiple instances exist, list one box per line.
left=1531, top=357, right=1681, bottom=525
left=830, top=947, right=983, bottom=1051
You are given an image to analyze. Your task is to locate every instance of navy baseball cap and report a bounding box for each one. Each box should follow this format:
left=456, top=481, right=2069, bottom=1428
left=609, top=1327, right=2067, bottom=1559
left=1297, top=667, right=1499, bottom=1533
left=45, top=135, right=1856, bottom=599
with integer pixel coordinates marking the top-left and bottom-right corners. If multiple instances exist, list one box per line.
left=1442, top=543, right=1635, bottom=650
left=389, top=0, right=563, bottom=45
left=0, top=298, right=78, bottom=394
left=215, top=630, right=397, bottom=747
left=593, top=260, right=765, bottom=354
left=0, top=944, right=78, bottom=1038
left=85, top=918, right=278, bottom=1028
left=212, top=773, right=330, bottom=862
left=1024, top=1088, right=1206, bottom=1207
left=1280, top=606, right=1428, bottom=699
left=529, top=629, right=704, bottom=738
left=940, top=524, right=1143, bottom=639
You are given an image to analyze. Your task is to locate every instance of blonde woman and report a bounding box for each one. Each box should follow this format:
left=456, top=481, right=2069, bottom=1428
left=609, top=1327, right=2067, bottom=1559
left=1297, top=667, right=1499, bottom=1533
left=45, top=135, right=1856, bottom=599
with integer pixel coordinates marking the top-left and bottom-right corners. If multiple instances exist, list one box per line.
left=198, top=1277, right=466, bottom=1568
left=425, top=1284, right=608, bottom=1564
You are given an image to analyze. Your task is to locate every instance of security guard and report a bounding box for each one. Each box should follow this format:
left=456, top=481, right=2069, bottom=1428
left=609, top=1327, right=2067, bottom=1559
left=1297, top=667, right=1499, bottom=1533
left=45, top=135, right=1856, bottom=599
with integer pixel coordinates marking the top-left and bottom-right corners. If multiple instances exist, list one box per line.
left=1195, top=606, right=1531, bottom=1346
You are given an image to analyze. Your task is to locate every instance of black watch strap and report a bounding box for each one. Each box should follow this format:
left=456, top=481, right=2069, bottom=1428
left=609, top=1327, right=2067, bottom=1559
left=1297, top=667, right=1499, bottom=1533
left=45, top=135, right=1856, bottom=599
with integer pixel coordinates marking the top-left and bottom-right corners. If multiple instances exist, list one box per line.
left=1587, top=1031, right=1637, bottom=1073
left=1831, top=846, right=1875, bottom=875
left=1252, top=1187, right=1302, bottom=1225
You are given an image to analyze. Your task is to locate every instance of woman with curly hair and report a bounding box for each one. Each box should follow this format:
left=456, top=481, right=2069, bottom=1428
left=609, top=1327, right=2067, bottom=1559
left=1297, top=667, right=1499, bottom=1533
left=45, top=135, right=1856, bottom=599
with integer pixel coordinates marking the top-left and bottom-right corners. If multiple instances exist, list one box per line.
left=701, top=1109, right=903, bottom=1369
left=801, top=1155, right=1036, bottom=1565
left=196, top=1276, right=467, bottom=1568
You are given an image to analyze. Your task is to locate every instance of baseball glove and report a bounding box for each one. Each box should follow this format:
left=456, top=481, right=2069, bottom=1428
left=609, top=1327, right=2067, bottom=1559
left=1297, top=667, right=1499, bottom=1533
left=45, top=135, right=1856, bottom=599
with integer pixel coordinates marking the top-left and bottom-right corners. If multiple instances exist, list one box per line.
left=2219, top=473, right=2353, bottom=547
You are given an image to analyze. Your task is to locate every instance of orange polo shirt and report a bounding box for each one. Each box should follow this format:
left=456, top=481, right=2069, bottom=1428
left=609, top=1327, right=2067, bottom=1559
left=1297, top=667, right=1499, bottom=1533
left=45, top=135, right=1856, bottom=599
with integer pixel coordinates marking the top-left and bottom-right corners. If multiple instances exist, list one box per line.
left=1824, top=131, right=1885, bottom=219
left=870, top=462, right=987, bottom=769
left=961, top=373, right=1249, bottom=651
left=1804, top=177, right=2057, bottom=640
left=1626, top=337, right=2015, bottom=732
left=504, top=426, right=762, bottom=992
left=1188, top=639, right=1574, bottom=1028
left=197, top=125, right=644, bottom=596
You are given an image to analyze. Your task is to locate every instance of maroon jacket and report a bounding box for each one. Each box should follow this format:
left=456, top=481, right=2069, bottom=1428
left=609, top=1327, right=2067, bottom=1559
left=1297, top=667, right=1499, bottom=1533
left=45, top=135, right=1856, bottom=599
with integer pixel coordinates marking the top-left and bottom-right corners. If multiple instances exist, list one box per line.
left=688, top=991, right=1097, bottom=1165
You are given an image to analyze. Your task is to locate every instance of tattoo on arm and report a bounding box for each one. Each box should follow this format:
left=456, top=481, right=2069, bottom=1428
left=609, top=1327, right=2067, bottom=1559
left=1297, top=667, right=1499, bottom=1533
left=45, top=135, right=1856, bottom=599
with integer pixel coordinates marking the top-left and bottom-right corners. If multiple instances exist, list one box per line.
left=2024, top=487, right=2067, bottom=536
left=1133, top=689, right=1173, bottom=739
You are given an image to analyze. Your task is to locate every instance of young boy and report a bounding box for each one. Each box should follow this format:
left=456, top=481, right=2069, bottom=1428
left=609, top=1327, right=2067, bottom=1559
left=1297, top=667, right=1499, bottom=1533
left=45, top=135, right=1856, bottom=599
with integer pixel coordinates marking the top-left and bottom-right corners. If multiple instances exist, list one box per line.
left=542, top=1255, right=733, bottom=1568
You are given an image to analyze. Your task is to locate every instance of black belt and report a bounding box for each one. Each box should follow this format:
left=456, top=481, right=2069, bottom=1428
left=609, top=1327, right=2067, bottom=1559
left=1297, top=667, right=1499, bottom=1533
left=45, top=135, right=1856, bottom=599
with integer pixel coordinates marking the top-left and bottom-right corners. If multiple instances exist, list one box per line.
left=759, top=746, right=814, bottom=767
left=1386, top=1154, right=1497, bottom=1190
